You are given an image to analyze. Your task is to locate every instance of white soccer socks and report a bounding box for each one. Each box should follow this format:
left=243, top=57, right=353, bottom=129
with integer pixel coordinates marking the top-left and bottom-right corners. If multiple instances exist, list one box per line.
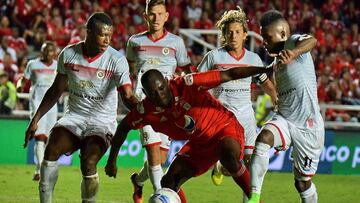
left=81, top=173, right=99, bottom=203
left=35, top=141, right=46, bottom=174
left=249, top=142, right=271, bottom=201
left=39, top=160, right=58, bottom=203
left=300, top=182, right=318, bottom=203
left=148, top=164, right=163, bottom=191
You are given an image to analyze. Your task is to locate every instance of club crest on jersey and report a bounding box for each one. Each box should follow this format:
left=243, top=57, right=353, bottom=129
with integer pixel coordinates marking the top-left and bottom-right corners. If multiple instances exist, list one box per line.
left=175, top=114, right=195, bottom=133
left=184, top=75, right=193, bottom=86
left=162, top=47, right=170, bottom=55
left=136, top=102, right=145, bottom=114
left=96, top=70, right=105, bottom=79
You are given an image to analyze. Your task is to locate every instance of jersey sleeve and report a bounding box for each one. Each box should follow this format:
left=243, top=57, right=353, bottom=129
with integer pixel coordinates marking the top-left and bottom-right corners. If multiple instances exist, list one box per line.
left=175, top=37, right=191, bottom=67
left=125, top=37, right=136, bottom=62
left=23, top=60, right=32, bottom=80
left=286, top=34, right=312, bottom=62
left=114, top=56, right=132, bottom=87
left=183, top=70, right=221, bottom=90
left=197, top=51, right=214, bottom=72
left=57, top=50, right=67, bottom=74
left=123, top=102, right=146, bottom=129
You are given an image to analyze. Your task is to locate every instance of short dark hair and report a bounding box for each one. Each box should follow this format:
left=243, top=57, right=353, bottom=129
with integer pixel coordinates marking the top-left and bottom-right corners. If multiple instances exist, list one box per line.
left=141, top=69, right=164, bottom=88
left=145, top=0, right=166, bottom=13
left=41, top=41, right=55, bottom=52
left=86, top=12, right=113, bottom=31
left=260, top=10, right=284, bottom=28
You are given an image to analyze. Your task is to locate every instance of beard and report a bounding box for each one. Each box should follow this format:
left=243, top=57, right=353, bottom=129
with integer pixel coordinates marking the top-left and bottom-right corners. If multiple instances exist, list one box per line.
left=267, top=41, right=286, bottom=55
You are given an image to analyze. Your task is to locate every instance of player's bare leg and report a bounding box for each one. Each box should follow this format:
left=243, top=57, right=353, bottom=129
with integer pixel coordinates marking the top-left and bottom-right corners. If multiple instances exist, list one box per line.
left=40, top=127, right=80, bottom=203
left=33, top=135, right=47, bottom=181
left=248, top=130, right=274, bottom=203
left=219, top=137, right=251, bottom=199
left=80, top=136, right=108, bottom=203
left=161, top=156, right=193, bottom=203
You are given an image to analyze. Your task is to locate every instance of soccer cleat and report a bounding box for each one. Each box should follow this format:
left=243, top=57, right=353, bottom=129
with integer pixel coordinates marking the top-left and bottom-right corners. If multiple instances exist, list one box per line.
left=130, top=173, right=143, bottom=203
left=33, top=173, right=40, bottom=181
left=248, top=192, right=261, bottom=203
left=211, top=165, right=223, bottom=186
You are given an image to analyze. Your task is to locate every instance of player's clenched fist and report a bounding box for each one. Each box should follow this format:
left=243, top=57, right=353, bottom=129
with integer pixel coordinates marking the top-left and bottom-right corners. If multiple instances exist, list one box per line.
left=24, top=121, right=38, bottom=148
left=105, top=162, right=117, bottom=178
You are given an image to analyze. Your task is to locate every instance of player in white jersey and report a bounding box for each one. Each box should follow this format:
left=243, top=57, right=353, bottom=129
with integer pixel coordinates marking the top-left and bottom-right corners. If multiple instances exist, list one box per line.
left=18, top=41, right=58, bottom=181
left=198, top=7, right=277, bottom=202
left=248, top=10, right=324, bottom=203
left=126, top=1, right=191, bottom=202
left=23, top=13, right=138, bottom=203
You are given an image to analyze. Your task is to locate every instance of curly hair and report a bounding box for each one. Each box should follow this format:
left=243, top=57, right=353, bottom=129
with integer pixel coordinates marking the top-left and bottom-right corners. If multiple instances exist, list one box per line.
left=216, top=6, right=248, bottom=44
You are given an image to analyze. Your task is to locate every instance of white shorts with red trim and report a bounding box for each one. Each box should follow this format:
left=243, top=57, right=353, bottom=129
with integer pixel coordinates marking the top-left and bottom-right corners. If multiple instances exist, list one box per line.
left=234, top=112, right=257, bottom=155
left=34, top=111, right=57, bottom=138
left=140, top=125, right=171, bottom=151
left=53, top=112, right=116, bottom=147
left=263, top=114, right=324, bottom=178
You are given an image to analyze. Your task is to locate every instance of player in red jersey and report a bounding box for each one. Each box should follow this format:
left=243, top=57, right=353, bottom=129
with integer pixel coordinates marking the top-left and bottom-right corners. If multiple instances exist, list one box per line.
left=105, top=65, right=273, bottom=201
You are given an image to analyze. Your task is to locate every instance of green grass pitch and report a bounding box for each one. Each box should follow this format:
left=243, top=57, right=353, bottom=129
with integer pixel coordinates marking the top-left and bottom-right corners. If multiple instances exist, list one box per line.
left=0, top=165, right=358, bottom=202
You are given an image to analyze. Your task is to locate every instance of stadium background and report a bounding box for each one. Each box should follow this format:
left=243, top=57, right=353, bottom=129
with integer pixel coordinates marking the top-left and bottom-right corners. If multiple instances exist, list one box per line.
left=0, top=0, right=359, bottom=202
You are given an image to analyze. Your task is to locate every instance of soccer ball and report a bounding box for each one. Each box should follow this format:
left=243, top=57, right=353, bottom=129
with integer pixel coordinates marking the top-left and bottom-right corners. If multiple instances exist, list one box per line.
left=148, top=188, right=181, bottom=203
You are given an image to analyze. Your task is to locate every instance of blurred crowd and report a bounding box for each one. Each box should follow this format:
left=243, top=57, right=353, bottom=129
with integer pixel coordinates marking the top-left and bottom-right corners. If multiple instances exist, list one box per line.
left=0, top=0, right=359, bottom=122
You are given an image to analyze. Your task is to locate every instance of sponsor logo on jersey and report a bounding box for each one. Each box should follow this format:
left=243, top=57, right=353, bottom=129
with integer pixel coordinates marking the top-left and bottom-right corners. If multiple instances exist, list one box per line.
left=278, top=87, right=296, bottom=97
left=147, top=57, right=160, bottom=65
left=69, top=90, right=104, bottom=100
left=96, top=70, right=105, bottom=79
left=77, top=80, right=95, bottom=89
left=132, top=118, right=143, bottom=127
left=162, top=47, right=170, bottom=55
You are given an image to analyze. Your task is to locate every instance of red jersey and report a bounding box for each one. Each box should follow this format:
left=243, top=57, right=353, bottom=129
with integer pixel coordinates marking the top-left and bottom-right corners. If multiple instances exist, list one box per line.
left=124, top=71, right=239, bottom=143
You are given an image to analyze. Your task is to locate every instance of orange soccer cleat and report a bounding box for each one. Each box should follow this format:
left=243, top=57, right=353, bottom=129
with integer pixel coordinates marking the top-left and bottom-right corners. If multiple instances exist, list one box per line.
left=130, top=173, right=143, bottom=203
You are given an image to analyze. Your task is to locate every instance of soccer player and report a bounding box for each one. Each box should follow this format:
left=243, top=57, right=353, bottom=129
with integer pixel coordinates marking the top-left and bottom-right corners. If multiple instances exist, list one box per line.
left=23, top=12, right=138, bottom=203
left=125, top=0, right=192, bottom=202
left=197, top=7, right=277, bottom=193
left=105, top=65, right=274, bottom=201
left=17, top=41, right=58, bottom=181
left=248, top=10, right=324, bottom=203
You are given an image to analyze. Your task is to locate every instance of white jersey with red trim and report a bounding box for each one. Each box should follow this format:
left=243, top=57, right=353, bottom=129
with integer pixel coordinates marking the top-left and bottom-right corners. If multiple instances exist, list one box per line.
left=24, top=58, right=57, bottom=117
left=126, top=31, right=191, bottom=99
left=273, top=34, right=323, bottom=128
left=198, top=47, right=264, bottom=114
left=57, top=42, right=131, bottom=122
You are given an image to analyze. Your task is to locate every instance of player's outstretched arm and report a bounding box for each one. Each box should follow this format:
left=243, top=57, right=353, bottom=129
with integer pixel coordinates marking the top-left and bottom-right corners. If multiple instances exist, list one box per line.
left=105, top=119, right=132, bottom=178
left=24, top=73, right=68, bottom=148
left=184, top=66, right=272, bottom=88
left=220, top=65, right=273, bottom=83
